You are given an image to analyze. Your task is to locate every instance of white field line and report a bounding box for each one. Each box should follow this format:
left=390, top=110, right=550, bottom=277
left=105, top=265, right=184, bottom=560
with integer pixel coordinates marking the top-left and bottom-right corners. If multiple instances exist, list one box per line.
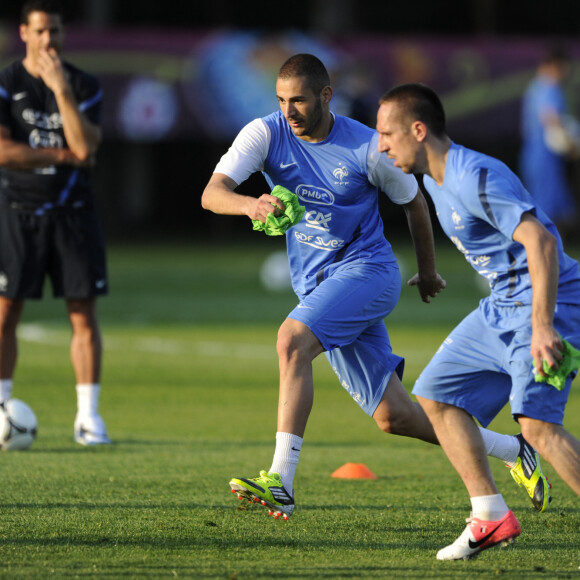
left=18, top=323, right=273, bottom=360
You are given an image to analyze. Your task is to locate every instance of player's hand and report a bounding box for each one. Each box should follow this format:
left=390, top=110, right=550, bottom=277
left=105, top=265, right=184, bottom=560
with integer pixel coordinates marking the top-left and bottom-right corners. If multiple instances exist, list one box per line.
left=531, top=324, right=564, bottom=377
left=57, top=149, right=95, bottom=167
left=250, top=194, right=286, bottom=223
left=71, top=153, right=96, bottom=167
left=408, top=272, right=447, bottom=303
left=37, top=48, right=68, bottom=94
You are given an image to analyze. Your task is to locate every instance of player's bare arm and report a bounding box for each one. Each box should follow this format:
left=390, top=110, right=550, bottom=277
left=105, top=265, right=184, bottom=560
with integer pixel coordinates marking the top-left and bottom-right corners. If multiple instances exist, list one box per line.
left=0, top=124, right=80, bottom=169
left=402, top=189, right=446, bottom=303
left=202, top=173, right=285, bottom=222
left=37, top=48, right=101, bottom=162
left=513, top=212, right=563, bottom=375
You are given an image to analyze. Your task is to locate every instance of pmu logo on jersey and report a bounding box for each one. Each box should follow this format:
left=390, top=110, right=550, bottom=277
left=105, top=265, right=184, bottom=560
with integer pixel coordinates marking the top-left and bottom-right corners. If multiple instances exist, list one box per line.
left=296, top=184, right=334, bottom=206
left=332, top=164, right=349, bottom=185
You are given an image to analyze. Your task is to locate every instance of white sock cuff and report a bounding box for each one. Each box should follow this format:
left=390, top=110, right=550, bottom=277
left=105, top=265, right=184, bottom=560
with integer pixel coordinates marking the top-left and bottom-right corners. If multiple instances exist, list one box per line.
left=76, top=383, right=100, bottom=390
left=478, top=427, right=520, bottom=465
left=0, top=379, right=13, bottom=401
left=470, top=493, right=509, bottom=521
left=76, top=383, right=101, bottom=416
left=271, top=432, right=303, bottom=492
left=275, top=432, right=303, bottom=452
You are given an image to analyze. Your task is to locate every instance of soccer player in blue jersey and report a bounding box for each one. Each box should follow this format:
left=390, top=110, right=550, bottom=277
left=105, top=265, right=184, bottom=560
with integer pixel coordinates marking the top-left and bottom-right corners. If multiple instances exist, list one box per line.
left=202, top=54, right=548, bottom=521
left=377, top=83, right=580, bottom=560
left=0, top=0, right=110, bottom=445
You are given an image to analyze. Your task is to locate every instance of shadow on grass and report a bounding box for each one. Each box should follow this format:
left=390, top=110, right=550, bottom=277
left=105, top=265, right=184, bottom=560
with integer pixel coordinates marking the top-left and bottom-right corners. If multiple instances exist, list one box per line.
left=16, top=438, right=418, bottom=453
left=0, top=529, right=444, bottom=552
left=27, top=437, right=247, bottom=453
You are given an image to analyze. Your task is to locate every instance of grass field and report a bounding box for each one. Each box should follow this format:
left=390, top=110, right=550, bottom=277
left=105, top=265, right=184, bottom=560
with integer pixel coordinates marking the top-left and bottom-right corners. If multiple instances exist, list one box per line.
left=2, top=240, right=580, bottom=579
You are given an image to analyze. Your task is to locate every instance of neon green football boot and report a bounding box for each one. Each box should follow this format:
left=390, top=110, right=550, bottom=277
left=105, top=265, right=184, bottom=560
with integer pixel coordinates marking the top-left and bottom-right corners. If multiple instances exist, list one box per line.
left=508, top=434, right=551, bottom=512
left=230, top=470, right=294, bottom=520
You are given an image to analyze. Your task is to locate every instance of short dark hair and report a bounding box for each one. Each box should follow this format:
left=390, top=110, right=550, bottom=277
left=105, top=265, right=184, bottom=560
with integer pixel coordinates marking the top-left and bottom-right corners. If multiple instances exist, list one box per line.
left=278, top=53, right=330, bottom=95
left=541, top=43, right=569, bottom=66
left=380, top=83, right=447, bottom=138
left=21, top=0, right=64, bottom=24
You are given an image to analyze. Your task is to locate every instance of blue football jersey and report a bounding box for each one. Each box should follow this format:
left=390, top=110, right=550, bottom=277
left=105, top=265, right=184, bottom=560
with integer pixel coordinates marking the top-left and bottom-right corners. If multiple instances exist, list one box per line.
left=422, top=143, right=580, bottom=305
left=262, top=111, right=414, bottom=296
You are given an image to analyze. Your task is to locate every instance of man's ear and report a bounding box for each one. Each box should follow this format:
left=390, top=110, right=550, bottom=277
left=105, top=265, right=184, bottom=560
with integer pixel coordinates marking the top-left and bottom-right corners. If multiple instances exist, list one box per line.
left=19, top=23, right=28, bottom=43
left=411, top=120, right=428, bottom=142
left=321, top=86, right=333, bottom=105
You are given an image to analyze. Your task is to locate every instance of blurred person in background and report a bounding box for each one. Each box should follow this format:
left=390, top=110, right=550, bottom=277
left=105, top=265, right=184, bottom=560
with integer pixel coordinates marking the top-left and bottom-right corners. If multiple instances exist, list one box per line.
left=0, top=0, right=110, bottom=445
left=520, top=45, right=579, bottom=241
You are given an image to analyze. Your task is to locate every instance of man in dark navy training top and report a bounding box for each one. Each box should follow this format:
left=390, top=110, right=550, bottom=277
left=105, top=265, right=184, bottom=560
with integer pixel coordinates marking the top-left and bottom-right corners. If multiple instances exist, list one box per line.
left=0, top=0, right=110, bottom=445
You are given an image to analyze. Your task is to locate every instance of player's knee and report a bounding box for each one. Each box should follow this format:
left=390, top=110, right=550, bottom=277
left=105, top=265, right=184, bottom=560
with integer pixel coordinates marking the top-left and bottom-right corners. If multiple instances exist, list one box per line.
left=75, top=325, right=100, bottom=344
left=373, top=406, right=407, bottom=435
left=374, top=414, right=395, bottom=434
left=276, top=319, right=320, bottom=365
left=276, top=322, right=302, bottom=363
left=0, top=302, right=23, bottom=335
left=519, top=419, right=557, bottom=456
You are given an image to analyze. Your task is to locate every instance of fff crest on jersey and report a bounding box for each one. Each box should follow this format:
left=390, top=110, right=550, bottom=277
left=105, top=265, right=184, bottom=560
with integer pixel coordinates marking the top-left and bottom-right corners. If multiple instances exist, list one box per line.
left=332, top=164, right=349, bottom=184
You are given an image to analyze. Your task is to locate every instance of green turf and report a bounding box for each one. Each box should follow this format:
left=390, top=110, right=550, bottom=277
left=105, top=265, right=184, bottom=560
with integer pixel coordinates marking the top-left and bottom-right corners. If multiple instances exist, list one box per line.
left=3, top=241, right=579, bottom=579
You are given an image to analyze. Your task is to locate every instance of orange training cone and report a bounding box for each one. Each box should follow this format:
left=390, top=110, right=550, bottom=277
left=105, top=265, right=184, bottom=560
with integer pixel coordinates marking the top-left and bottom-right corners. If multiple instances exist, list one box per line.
left=331, top=462, right=377, bottom=479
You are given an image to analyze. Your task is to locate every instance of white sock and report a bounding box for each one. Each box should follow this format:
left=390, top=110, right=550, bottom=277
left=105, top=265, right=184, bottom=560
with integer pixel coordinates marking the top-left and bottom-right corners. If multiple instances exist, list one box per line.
left=0, top=379, right=13, bottom=402
left=478, top=427, right=520, bottom=466
left=76, top=383, right=101, bottom=418
left=470, top=494, right=509, bottom=521
left=269, top=432, right=302, bottom=493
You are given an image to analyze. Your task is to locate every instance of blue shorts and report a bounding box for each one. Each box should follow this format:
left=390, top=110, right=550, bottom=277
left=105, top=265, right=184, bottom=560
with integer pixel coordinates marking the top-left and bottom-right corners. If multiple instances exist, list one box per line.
left=288, top=260, right=404, bottom=417
left=412, top=298, right=580, bottom=427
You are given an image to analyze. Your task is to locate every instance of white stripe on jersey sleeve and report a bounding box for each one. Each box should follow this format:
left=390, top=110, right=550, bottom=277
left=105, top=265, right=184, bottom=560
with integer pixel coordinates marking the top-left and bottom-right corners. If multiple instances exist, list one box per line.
left=213, top=118, right=271, bottom=186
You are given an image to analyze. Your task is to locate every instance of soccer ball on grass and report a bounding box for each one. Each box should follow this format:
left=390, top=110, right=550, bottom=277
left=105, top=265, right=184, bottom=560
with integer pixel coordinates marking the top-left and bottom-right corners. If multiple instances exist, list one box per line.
left=0, top=398, right=37, bottom=450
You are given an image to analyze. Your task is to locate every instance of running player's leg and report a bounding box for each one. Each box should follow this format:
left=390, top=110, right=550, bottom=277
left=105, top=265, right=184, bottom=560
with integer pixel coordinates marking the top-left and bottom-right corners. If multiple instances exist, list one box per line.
left=416, top=396, right=499, bottom=497
left=415, top=398, right=519, bottom=561
left=373, top=370, right=438, bottom=443
left=508, top=302, right=580, bottom=496
left=519, top=416, right=580, bottom=495
left=333, top=313, right=523, bottom=465
left=230, top=261, right=398, bottom=518
left=412, top=305, right=552, bottom=558
left=276, top=318, right=325, bottom=437
left=512, top=303, right=580, bottom=495
left=229, top=317, right=323, bottom=519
